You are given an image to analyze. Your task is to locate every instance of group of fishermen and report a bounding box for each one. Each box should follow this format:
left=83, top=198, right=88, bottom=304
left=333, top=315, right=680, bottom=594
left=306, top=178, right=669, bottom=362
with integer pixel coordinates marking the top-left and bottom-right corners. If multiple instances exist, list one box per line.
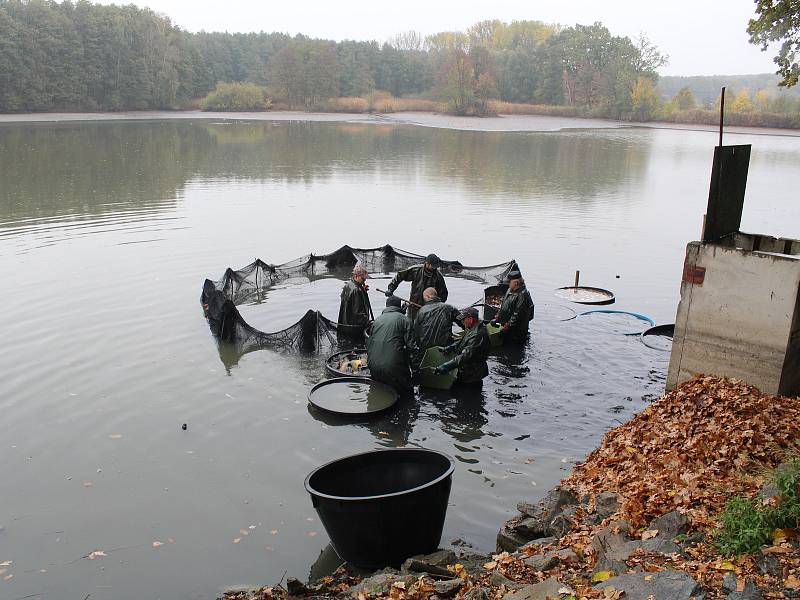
left=337, top=253, right=534, bottom=395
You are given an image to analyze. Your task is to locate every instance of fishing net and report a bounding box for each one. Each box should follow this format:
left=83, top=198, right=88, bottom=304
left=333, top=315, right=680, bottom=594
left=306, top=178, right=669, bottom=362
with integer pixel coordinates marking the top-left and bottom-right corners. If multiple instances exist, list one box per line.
left=201, top=244, right=517, bottom=355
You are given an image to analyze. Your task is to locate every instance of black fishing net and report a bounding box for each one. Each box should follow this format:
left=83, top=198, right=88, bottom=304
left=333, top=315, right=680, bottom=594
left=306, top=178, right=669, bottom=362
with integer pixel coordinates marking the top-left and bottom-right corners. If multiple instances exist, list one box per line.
left=201, top=244, right=517, bottom=356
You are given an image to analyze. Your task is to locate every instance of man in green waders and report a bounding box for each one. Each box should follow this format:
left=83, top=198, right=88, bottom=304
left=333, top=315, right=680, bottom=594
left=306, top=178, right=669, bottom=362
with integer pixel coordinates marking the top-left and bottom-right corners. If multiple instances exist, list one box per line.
left=413, top=287, right=461, bottom=361
left=338, top=265, right=372, bottom=344
left=493, top=270, right=534, bottom=343
left=367, top=295, right=417, bottom=394
left=385, top=254, right=448, bottom=320
left=434, top=307, right=490, bottom=385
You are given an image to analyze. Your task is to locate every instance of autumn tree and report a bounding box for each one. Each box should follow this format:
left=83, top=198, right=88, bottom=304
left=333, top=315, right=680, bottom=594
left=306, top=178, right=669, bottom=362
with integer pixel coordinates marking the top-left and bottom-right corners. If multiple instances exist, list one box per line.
left=731, top=88, right=755, bottom=112
left=673, top=86, right=697, bottom=110
left=630, top=77, right=661, bottom=120
left=748, top=0, right=800, bottom=87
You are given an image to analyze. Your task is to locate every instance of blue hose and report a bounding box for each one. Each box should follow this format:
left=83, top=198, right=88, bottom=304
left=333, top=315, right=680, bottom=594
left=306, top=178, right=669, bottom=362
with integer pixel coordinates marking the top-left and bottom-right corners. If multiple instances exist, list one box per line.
left=578, top=310, right=656, bottom=336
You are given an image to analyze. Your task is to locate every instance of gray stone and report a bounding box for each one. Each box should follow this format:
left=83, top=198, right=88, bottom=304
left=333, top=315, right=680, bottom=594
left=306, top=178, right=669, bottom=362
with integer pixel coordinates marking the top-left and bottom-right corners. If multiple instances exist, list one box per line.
left=727, top=579, right=763, bottom=600
left=490, top=571, right=523, bottom=590
left=347, top=573, right=417, bottom=596
left=758, top=482, right=779, bottom=499
left=648, top=510, right=690, bottom=539
left=512, top=516, right=549, bottom=539
left=401, top=549, right=456, bottom=576
left=432, top=579, right=464, bottom=597
left=591, top=524, right=635, bottom=574
left=286, top=577, right=307, bottom=596
left=755, top=553, right=781, bottom=578
left=515, top=489, right=579, bottom=539
left=548, top=506, right=578, bottom=538
left=520, top=537, right=557, bottom=552
left=722, top=573, right=738, bottom=593
left=522, top=554, right=558, bottom=572
left=597, top=572, right=704, bottom=600
left=463, top=587, right=490, bottom=600
left=412, top=549, right=456, bottom=567
left=595, top=492, right=621, bottom=520
left=640, top=538, right=681, bottom=555
left=497, top=521, right=533, bottom=552
left=550, top=548, right=579, bottom=565
left=502, top=576, right=563, bottom=600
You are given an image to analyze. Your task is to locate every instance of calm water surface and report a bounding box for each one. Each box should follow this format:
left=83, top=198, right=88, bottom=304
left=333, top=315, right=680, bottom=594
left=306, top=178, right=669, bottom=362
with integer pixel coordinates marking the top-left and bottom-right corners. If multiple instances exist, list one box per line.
left=1, top=117, right=798, bottom=600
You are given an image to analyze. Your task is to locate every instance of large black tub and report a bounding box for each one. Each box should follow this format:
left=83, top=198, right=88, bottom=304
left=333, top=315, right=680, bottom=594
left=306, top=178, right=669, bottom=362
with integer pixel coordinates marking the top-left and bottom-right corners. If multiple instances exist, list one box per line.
left=304, top=448, right=455, bottom=569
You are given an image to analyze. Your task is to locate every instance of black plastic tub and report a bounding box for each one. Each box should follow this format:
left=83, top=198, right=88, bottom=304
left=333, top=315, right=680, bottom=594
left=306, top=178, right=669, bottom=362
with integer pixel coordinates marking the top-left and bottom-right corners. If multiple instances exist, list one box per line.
left=304, top=448, right=455, bottom=569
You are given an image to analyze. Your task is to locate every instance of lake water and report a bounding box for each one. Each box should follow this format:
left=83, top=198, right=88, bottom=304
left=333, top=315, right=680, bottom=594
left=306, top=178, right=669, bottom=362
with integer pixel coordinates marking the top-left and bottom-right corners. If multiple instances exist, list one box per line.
left=1, top=114, right=798, bottom=600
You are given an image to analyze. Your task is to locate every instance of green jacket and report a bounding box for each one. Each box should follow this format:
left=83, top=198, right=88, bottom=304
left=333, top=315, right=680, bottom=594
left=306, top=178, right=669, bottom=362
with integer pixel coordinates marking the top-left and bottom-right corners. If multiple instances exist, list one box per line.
left=497, top=285, right=534, bottom=341
left=338, top=279, right=371, bottom=328
left=366, top=306, right=416, bottom=391
left=453, top=322, right=491, bottom=383
left=414, top=298, right=460, bottom=350
left=387, top=265, right=448, bottom=307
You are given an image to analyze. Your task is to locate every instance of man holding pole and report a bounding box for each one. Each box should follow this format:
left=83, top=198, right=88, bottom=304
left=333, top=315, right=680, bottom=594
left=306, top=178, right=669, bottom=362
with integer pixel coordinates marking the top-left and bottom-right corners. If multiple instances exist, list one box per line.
left=384, top=253, right=448, bottom=320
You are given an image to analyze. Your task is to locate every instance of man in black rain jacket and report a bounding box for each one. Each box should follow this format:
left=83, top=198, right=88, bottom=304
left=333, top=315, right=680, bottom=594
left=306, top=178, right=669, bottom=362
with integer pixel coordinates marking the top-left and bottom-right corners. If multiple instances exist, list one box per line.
left=367, top=296, right=416, bottom=393
left=385, top=253, right=447, bottom=319
left=495, top=270, right=534, bottom=342
left=338, top=265, right=372, bottom=341
left=435, top=307, right=490, bottom=385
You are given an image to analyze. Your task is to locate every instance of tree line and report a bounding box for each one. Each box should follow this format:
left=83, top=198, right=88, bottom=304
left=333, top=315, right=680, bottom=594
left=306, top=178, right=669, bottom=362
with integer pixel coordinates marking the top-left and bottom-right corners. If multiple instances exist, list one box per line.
left=0, top=0, right=668, bottom=117
left=1, top=0, right=797, bottom=124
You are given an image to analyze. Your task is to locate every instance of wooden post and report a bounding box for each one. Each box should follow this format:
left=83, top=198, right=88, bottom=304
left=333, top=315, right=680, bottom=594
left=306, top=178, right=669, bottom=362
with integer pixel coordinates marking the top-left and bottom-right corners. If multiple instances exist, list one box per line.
left=574, top=270, right=580, bottom=287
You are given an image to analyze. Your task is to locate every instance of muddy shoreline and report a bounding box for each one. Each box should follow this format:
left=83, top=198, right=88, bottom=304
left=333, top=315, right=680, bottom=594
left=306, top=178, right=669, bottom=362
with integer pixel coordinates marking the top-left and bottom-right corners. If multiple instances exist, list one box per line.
left=2, top=110, right=799, bottom=137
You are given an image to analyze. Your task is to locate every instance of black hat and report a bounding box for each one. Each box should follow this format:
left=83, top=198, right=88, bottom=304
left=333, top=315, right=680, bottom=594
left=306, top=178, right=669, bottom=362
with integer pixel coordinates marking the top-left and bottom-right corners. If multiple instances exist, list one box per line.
left=386, top=295, right=402, bottom=308
left=425, top=253, right=441, bottom=267
left=460, top=307, right=479, bottom=319
left=506, top=270, right=522, bottom=281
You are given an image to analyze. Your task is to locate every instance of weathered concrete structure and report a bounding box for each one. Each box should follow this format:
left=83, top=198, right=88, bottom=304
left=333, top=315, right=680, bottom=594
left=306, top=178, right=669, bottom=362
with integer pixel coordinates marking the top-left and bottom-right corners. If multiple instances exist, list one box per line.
left=667, top=232, right=800, bottom=395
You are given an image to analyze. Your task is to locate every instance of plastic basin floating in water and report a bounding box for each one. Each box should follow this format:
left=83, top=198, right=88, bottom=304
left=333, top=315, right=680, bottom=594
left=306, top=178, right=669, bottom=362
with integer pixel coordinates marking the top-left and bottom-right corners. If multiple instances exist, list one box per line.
left=418, top=347, right=458, bottom=390
left=554, top=286, right=615, bottom=305
left=308, top=377, right=397, bottom=416
left=325, top=349, right=370, bottom=377
left=304, top=448, right=455, bottom=568
left=640, top=323, right=675, bottom=351
left=578, top=310, right=656, bottom=336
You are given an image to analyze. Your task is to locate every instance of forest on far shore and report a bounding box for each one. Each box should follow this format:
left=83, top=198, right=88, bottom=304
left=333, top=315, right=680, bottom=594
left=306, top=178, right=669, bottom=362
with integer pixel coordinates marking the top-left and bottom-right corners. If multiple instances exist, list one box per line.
left=1, top=0, right=799, bottom=127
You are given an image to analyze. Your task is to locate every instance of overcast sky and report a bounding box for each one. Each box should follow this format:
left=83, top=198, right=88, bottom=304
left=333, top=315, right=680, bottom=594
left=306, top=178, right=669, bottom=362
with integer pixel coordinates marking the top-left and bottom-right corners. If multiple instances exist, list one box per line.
left=107, top=0, right=778, bottom=76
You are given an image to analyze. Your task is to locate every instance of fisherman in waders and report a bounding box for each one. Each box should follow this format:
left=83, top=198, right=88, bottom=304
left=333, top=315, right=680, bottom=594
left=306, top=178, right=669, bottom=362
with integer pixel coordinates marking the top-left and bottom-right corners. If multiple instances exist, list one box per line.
left=434, top=307, right=490, bottom=385
left=413, top=287, right=461, bottom=365
left=367, top=295, right=416, bottom=394
left=493, top=270, right=534, bottom=343
left=385, top=253, right=448, bottom=320
left=337, top=265, right=372, bottom=345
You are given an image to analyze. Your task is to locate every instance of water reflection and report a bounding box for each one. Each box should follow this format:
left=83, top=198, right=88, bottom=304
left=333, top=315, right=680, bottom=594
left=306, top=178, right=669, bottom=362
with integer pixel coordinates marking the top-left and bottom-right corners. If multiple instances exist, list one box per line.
left=0, top=121, right=654, bottom=229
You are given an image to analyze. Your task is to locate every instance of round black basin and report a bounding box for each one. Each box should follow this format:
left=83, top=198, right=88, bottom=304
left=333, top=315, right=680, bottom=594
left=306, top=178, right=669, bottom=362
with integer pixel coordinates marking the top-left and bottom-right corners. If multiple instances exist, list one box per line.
left=304, top=448, right=454, bottom=569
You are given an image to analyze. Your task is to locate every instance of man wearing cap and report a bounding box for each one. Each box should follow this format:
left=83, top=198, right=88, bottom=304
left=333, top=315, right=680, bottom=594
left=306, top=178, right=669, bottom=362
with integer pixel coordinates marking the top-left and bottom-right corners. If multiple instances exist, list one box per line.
left=434, top=307, right=490, bottom=385
left=338, top=265, right=372, bottom=340
left=414, top=287, right=461, bottom=361
left=367, top=295, right=417, bottom=394
left=385, top=254, right=448, bottom=320
left=494, top=271, right=534, bottom=342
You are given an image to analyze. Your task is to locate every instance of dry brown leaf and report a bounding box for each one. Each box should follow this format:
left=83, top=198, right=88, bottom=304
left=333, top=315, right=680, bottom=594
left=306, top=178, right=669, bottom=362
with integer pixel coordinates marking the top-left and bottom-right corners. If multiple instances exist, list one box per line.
left=641, top=529, right=659, bottom=540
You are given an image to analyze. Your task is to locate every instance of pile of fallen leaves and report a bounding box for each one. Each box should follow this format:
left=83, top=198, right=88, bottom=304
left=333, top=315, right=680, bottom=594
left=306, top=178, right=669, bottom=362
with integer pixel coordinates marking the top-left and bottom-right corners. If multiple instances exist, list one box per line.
left=563, top=376, right=800, bottom=529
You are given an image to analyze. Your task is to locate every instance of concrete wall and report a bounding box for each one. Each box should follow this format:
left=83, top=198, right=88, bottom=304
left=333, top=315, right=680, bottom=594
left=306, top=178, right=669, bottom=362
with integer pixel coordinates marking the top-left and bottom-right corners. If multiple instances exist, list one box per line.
left=667, top=240, right=800, bottom=395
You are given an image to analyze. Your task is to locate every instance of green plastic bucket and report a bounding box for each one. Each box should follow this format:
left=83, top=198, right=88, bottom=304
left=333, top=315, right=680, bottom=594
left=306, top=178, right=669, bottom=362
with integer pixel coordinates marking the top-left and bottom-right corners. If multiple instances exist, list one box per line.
left=486, top=322, right=504, bottom=347
left=418, top=347, right=458, bottom=390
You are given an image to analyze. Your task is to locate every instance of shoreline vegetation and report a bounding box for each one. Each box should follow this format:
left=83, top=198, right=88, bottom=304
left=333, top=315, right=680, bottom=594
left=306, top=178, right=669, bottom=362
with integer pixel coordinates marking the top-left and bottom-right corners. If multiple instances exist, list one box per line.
left=202, top=92, right=800, bottom=130
left=2, top=2, right=799, bottom=129
left=222, top=376, right=800, bottom=599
